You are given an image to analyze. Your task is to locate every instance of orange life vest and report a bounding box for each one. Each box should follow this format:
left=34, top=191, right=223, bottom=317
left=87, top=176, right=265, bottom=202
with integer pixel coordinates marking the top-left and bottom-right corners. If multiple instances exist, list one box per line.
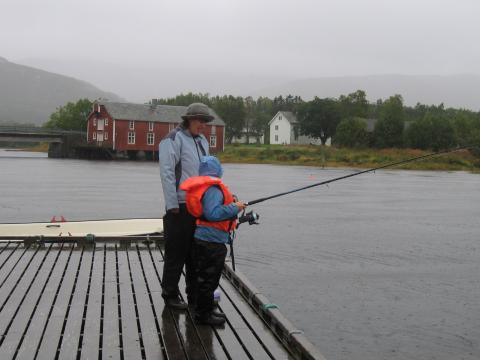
left=180, top=176, right=237, bottom=232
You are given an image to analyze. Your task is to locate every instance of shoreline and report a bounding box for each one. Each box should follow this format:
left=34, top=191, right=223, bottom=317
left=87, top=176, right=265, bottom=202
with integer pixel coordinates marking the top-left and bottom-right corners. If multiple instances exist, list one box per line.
left=2, top=145, right=479, bottom=172
left=218, top=145, right=480, bottom=173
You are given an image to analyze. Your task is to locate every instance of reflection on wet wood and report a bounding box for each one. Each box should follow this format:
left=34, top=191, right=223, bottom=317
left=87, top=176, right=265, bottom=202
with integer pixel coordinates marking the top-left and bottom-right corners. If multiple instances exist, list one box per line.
left=0, top=241, right=296, bottom=360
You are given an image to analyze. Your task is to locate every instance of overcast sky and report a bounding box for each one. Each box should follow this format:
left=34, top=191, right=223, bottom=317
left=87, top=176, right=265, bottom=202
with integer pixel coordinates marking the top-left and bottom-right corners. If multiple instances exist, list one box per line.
left=1, top=0, right=479, bottom=78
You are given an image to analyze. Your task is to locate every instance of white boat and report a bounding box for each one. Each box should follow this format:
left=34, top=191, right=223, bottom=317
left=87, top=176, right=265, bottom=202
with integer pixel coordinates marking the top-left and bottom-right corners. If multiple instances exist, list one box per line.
left=0, top=218, right=163, bottom=237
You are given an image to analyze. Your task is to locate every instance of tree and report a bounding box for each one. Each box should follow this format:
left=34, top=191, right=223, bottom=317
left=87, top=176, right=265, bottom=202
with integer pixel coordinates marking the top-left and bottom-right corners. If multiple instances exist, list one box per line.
left=251, top=96, right=274, bottom=144
left=338, top=90, right=369, bottom=119
left=243, top=96, right=256, bottom=144
left=404, top=114, right=432, bottom=149
left=430, top=114, right=455, bottom=150
left=151, top=93, right=211, bottom=107
left=241, top=96, right=275, bottom=144
left=44, top=99, right=92, bottom=130
left=452, top=110, right=480, bottom=147
left=374, top=95, right=405, bottom=148
left=272, top=95, right=303, bottom=114
left=334, top=117, right=369, bottom=148
left=405, top=111, right=455, bottom=151
left=210, top=95, right=245, bottom=144
left=297, top=97, right=341, bottom=145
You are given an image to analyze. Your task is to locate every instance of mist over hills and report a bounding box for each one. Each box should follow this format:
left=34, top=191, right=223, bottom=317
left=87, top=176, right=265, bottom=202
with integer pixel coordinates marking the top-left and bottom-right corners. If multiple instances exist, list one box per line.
left=253, top=74, right=480, bottom=110
left=16, top=58, right=291, bottom=104
left=0, top=57, right=122, bottom=125
left=20, top=58, right=480, bottom=112
left=3, top=57, right=480, bottom=127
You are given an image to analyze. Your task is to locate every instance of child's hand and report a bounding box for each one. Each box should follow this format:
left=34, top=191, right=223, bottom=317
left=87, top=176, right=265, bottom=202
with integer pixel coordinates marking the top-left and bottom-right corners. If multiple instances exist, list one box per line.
left=235, top=201, right=246, bottom=211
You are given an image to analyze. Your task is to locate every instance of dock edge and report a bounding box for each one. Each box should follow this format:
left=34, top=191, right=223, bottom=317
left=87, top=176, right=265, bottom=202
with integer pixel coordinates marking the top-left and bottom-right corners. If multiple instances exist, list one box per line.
left=223, top=262, right=327, bottom=360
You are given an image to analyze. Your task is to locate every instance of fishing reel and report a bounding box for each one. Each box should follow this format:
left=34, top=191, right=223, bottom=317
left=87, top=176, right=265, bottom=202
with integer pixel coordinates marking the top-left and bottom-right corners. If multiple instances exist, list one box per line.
left=237, top=210, right=260, bottom=226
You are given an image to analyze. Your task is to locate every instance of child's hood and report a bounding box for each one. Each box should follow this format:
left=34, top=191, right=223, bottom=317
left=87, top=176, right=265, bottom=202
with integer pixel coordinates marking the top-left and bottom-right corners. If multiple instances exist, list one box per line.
left=199, top=156, right=223, bottom=178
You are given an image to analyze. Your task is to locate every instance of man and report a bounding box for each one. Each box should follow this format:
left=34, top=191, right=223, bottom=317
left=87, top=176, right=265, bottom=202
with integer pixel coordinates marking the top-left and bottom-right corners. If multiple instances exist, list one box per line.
left=159, top=102, right=213, bottom=309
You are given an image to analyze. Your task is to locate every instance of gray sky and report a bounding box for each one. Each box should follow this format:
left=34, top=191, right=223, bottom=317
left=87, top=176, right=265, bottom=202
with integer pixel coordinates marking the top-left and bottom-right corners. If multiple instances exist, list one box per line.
left=2, top=0, right=479, bottom=76
left=1, top=0, right=480, bottom=102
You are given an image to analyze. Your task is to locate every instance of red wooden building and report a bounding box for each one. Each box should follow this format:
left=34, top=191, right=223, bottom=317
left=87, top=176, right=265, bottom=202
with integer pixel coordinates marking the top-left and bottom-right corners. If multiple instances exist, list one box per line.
left=86, top=101, right=225, bottom=159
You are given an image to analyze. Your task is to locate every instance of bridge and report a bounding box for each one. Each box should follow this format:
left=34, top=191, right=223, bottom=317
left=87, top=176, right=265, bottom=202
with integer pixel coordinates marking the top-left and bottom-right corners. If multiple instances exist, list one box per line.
left=0, top=126, right=86, bottom=158
left=0, top=126, right=85, bottom=142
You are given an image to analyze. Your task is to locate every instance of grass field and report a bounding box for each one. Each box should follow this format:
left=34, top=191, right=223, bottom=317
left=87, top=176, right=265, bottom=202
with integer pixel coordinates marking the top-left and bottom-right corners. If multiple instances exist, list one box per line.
left=218, top=144, right=480, bottom=172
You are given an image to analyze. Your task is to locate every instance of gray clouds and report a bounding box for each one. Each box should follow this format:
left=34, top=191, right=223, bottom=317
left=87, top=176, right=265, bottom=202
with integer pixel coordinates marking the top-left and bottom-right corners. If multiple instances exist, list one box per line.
left=1, top=0, right=479, bottom=76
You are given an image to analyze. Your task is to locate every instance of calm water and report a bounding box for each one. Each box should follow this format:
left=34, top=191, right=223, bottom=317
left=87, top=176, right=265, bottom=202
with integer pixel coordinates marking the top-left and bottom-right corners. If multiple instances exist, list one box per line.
left=1, top=149, right=479, bottom=360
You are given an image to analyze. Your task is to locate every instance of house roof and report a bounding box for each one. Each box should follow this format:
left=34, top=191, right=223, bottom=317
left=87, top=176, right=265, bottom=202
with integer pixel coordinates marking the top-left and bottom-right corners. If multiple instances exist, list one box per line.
left=268, top=111, right=298, bottom=126
left=96, top=101, right=225, bottom=126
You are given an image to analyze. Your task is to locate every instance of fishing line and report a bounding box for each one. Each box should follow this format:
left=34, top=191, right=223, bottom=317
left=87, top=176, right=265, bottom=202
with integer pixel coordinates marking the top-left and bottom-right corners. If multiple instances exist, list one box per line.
left=246, top=146, right=476, bottom=206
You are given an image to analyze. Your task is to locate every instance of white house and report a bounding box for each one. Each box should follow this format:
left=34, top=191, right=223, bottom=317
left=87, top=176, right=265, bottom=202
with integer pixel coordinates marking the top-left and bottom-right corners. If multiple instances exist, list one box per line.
left=268, top=111, right=329, bottom=145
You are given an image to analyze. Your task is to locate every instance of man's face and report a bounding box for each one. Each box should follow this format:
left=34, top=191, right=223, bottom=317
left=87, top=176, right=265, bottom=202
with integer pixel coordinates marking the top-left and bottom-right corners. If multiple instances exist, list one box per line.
left=188, top=118, right=208, bottom=136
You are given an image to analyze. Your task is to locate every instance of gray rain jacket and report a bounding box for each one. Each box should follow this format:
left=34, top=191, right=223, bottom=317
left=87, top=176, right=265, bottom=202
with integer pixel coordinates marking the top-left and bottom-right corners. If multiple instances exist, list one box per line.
left=159, top=126, right=209, bottom=211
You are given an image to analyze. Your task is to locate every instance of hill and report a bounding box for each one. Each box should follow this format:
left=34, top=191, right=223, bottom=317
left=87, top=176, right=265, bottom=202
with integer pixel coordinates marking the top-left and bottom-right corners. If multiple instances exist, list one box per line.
left=16, top=57, right=287, bottom=104
left=252, top=74, right=480, bottom=110
left=0, top=57, right=123, bottom=125
left=12, top=57, right=480, bottom=112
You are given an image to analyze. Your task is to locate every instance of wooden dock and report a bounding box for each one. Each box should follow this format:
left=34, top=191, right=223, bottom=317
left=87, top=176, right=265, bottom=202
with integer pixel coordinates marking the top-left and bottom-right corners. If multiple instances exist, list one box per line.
left=0, top=238, right=325, bottom=360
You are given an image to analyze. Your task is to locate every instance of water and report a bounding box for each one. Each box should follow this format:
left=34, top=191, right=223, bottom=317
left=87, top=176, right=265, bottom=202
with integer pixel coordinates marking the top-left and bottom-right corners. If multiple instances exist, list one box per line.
left=1, top=149, right=479, bottom=360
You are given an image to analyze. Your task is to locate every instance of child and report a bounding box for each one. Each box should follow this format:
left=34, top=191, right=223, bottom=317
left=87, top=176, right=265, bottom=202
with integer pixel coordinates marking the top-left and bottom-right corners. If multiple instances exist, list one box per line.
left=180, top=156, right=246, bottom=326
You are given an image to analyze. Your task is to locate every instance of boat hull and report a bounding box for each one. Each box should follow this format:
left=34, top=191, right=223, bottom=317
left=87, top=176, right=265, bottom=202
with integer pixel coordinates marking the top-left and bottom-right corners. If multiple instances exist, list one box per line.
left=0, top=218, right=164, bottom=237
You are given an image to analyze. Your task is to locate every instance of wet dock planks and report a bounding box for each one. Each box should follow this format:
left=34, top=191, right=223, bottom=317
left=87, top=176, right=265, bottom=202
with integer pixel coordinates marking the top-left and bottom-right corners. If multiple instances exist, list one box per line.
left=0, top=241, right=294, bottom=360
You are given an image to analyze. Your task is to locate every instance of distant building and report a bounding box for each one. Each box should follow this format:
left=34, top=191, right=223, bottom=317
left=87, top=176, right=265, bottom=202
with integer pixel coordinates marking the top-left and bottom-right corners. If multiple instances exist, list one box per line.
left=231, top=128, right=264, bottom=144
left=86, top=101, right=225, bottom=158
left=268, top=111, right=329, bottom=145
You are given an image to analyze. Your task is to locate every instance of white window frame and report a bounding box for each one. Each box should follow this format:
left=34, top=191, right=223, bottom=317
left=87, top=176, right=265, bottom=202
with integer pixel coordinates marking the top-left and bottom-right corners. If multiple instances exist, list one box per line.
left=275, top=135, right=278, bottom=142
left=105, top=118, right=108, bottom=126
left=168, top=123, right=175, bottom=131
left=209, top=135, right=217, bottom=148
left=275, top=125, right=278, bottom=130
left=104, top=132, right=108, bottom=140
left=129, top=120, right=135, bottom=130
left=93, top=132, right=97, bottom=140
left=93, top=118, right=97, bottom=126
left=279, top=115, right=282, bottom=120
left=128, top=131, right=135, bottom=144
left=147, top=132, right=154, bottom=145
left=149, top=122, right=154, bottom=131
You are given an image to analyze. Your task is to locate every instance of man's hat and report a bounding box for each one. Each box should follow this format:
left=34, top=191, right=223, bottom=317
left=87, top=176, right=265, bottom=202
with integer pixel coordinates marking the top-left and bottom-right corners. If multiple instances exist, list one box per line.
left=181, top=103, right=214, bottom=122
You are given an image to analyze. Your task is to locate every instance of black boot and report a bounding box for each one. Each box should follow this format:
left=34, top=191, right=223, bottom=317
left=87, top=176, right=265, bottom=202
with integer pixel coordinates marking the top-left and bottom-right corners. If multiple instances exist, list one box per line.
left=212, top=308, right=226, bottom=319
left=164, top=295, right=188, bottom=310
left=195, top=312, right=226, bottom=327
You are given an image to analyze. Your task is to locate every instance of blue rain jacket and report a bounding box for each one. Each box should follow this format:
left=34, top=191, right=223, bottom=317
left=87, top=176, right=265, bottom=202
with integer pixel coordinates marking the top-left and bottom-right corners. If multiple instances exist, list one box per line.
left=194, top=156, right=239, bottom=244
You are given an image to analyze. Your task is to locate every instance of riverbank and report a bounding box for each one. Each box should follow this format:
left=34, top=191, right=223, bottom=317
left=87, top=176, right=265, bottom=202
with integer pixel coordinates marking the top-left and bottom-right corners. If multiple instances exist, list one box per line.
left=0, top=143, right=49, bottom=152
left=20, top=143, right=49, bottom=152
left=218, top=145, right=480, bottom=172
left=5, top=143, right=479, bottom=172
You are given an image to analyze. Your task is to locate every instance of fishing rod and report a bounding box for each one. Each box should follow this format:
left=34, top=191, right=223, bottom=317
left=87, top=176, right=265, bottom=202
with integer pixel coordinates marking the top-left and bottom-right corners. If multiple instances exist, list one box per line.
left=245, top=146, right=475, bottom=206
